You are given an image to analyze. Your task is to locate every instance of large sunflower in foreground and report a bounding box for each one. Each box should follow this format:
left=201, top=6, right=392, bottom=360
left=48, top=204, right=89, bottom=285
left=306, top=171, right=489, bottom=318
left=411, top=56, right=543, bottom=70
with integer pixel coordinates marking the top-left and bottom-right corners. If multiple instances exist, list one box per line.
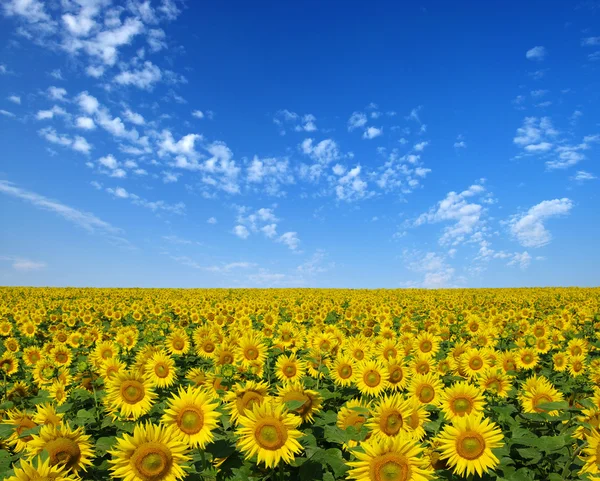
left=4, top=409, right=38, bottom=453
left=105, top=369, right=157, bottom=420
left=109, top=422, right=190, bottom=481
left=347, top=436, right=435, bottom=481
left=27, top=423, right=94, bottom=474
left=236, top=402, right=304, bottom=468
left=161, top=385, right=220, bottom=449
left=145, top=351, right=177, bottom=388
left=225, top=380, right=270, bottom=425
left=274, top=353, right=306, bottom=384
left=436, top=415, right=504, bottom=477
left=5, top=456, right=78, bottom=481
left=407, top=373, right=443, bottom=406
left=518, top=376, right=564, bottom=416
left=580, top=428, right=600, bottom=476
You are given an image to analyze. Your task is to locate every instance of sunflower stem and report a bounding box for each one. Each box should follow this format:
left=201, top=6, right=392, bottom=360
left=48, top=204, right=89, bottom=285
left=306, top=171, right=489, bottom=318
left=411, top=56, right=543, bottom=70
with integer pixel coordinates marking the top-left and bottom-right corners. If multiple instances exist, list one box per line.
left=2, top=371, right=6, bottom=400
left=279, top=461, right=284, bottom=481
left=200, top=449, right=207, bottom=473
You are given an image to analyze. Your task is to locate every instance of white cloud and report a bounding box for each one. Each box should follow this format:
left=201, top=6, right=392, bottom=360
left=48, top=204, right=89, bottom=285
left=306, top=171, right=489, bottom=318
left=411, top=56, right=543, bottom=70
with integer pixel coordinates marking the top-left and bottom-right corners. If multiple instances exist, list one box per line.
left=301, top=138, right=340, bottom=164
left=507, top=251, right=532, bottom=269
left=297, top=250, right=332, bottom=275
left=106, top=186, right=185, bottom=214
left=147, top=28, right=167, bottom=51
left=122, top=108, right=145, bottom=125
left=546, top=144, right=588, bottom=170
left=363, top=126, right=383, bottom=139
left=526, top=46, right=547, bottom=61
left=86, top=65, right=105, bottom=78
left=347, top=112, right=367, bottom=131
left=47, top=86, right=67, bottom=101
left=582, top=37, right=600, bottom=46
left=403, top=250, right=456, bottom=288
left=76, top=116, right=96, bottom=129
left=49, top=68, right=63, bottom=80
left=261, top=223, right=278, bottom=238
left=509, top=198, right=573, bottom=248
left=246, top=156, right=294, bottom=196
left=35, top=105, right=67, bottom=120
left=76, top=91, right=99, bottom=114
left=7, top=95, right=20, bottom=104
left=530, top=89, right=548, bottom=98
left=414, top=141, right=429, bottom=152
left=98, top=154, right=118, bottom=170
left=2, top=0, right=51, bottom=24
left=334, top=165, right=369, bottom=202
left=274, top=110, right=317, bottom=134
left=161, top=171, right=180, bottom=183
left=0, top=256, right=46, bottom=271
left=233, top=225, right=250, bottom=239
left=114, top=61, right=162, bottom=90
left=38, top=127, right=92, bottom=154
left=207, top=217, right=217, bottom=224
left=192, top=110, right=204, bottom=119
left=572, top=170, right=596, bottom=182
left=0, top=180, right=122, bottom=235
left=514, top=116, right=557, bottom=148
left=0, top=109, right=16, bottom=117
left=277, top=231, right=300, bottom=251
left=415, top=181, right=487, bottom=245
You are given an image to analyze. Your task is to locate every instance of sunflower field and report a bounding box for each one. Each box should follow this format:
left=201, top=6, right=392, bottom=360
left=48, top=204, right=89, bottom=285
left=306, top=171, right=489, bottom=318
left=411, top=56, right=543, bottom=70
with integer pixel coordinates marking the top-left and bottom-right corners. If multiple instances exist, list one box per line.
left=1, top=287, right=600, bottom=481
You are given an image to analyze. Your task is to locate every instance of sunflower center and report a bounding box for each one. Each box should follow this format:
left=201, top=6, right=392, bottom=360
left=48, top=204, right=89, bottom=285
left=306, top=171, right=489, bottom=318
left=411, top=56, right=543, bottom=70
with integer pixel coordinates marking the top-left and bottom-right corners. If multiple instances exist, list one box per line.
left=132, top=442, right=173, bottom=480
left=154, top=363, right=170, bottom=378
left=203, top=342, right=215, bottom=353
left=380, top=411, right=403, bottom=436
left=56, top=353, right=68, bottom=363
left=45, top=438, right=81, bottom=470
left=371, top=454, right=411, bottom=481
left=173, top=339, right=185, bottom=350
left=364, top=370, right=381, bottom=387
left=469, top=357, right=483, bottom=370
left=452, top=397, right=472, bottom=415
left=177, top=406, right=205, bottom=434
left=344, top=412, right=366, bottom=429
left=339, top=364, right=353, bottom=379
left=255, top=421, right=287, bottom=450
left=354, top=350, right=365, bottom=360
left=245, top=347, right=258, bottom=360
left=283, top=364, right=296, bottom=377
left=504, top=360, right=516, bottom=371
left=417, top=385, right=434, bottom=403
left=121, top=380, right=145, bottom=404
left=532, top=393, right=553, bottom=412
left=416, top=362, right=429, bottom=374
left=420, top=341, right=432, bottom=353
left=16, top=418, right=37, bottom=440
left=101, top=349, right=113, bottom=359
left=572, top=346, right=583, bottom=356
left=389, top=367, right=403, bottom=383
left=572, top=362, right=583, bottom=372
left=522, top=354, right=533, bottom=364
left=457, top=432, right=486, bottom=460
left=220, top=353, right=233, bottom=365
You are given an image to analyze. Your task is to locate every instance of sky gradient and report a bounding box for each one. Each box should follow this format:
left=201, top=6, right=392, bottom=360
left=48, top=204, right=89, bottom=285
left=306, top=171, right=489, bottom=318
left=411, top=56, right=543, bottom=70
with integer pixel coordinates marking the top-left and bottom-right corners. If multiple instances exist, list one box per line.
left=0, top=0, right=599, bottom=288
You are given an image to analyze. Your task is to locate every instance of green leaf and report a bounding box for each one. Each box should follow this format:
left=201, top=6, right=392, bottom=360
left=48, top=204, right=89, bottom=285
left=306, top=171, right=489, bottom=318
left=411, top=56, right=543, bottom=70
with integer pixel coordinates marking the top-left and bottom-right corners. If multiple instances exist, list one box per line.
left=20, top=425, right=42, bottom=439
left=205, top=439, right=236, bottom=458
left=284, top=399, right=306, bottom=411
left=0, top=423, right=14, bottom=438
left=324, top=425, right=347, bottom=445
left=0, top=450, right=11, bottom=472
left=95, top=436, right=117, bottom=456
left=537, top=401, right=569, bottom=411
left=516, top=448, right=542, bottom=463
left=314, top=410, right=338, bottom=427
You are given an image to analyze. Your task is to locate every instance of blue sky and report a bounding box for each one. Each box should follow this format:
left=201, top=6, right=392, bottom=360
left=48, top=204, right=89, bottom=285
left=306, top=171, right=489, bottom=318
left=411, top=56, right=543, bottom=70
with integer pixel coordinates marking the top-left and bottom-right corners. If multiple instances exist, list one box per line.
left=0, top=0, right=599, bottom=288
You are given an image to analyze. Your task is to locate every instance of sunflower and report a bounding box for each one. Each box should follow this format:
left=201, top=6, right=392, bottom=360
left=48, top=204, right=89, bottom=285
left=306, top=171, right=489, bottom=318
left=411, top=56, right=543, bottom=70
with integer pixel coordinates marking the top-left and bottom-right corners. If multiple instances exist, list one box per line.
left=580, top=429, right=600, bottom=476
left=165, top=329, right=190, bottom=356
left=498, top=351, right=518, bottom=373
left=277, top=382, right=322, bottom=423
left=387, top=360, right=411, bottom=392
left=405, top=399, right=430, bottom=442
left=331, top=354, right=357, bottom=387
left=414, top=331, right=440, bottom=358
left=437, top=415, right=504, bottom=477
left=22, top=346, right=43, bottom=367
left=519, top=377, right=564, bottom=416
left=109, top=422, right=190, bottom=481
left=92, top=340, right=119, bottom=366
left=236, top=401, right=304, bottom=468
left=48, top=381, right=69, bottom=406
left=460, top=349, right=490, bottom=379
left=196, top=337, right=218, bottom=358
left=100, top=357, right=127, bottom=381
left=306, top=349, right=329, bottom=379
left=105, top=369, right=157, bottom=420
left=0, top=352, right=18, bottom=376
left=33, top=403, right=63, bottom=427
left=213, top=344, right=237, bottom=367
left=7, top=380, right=30, bottom=402
left=162, top=385, right=220, bottom=448
left=337, top=399, right=371, bottom=449
left=5, top=456, right=79, bottom=481
left=366, top=394, right=414, bottom=441
left=376, top=340, right=400, bottom=362
left=345, top=338, right=371, bottom=362
left=552, top=352, right=568, bottom=372
left=516, top=348, right=539, bottom=370
left=407, top=373, right=443, bottom=406
left=439, top=382, right=486, bottom=421
left=274, top=353, right=306, bottom=384
left=237, top=333, right=268, bottom=368
left=27, top=423, right=94, bottom=474
left=145, top=351, right=177, bottom=388
left=476, top=368, right=512, bottom=398
left=347, top=435, right=434, bottom=481
left=4, top=409, right=37, bottom=453
left=568, top=354, right=587, bottom=377
left=574, top=408, right=600, bottom=440
left=225, top=380, right=270, bottom=424
left=568, top=338, right=588, bottom=357
left=185, top=367, right=208, bottom=387
left=409, top=355, right=435, bottom=376
left=356, top=359, right=390, bottom=397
